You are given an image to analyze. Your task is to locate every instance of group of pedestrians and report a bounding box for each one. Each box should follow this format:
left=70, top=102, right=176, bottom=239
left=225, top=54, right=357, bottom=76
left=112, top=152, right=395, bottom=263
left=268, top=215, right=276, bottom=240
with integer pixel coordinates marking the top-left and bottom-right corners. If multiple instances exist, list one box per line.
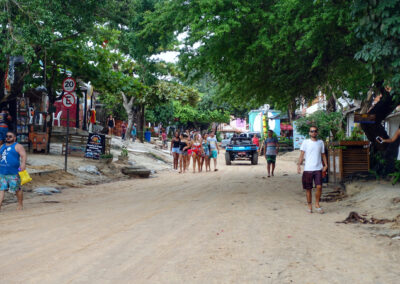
left=170, top=130, right=220, bottom=174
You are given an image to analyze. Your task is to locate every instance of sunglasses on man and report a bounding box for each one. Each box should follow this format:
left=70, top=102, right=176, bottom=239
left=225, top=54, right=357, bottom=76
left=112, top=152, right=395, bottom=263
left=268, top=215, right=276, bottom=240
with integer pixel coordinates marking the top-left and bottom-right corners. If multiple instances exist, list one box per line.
left=6, top=135, right=14, bottom=138
left=309, top=130, right=318, bottom=133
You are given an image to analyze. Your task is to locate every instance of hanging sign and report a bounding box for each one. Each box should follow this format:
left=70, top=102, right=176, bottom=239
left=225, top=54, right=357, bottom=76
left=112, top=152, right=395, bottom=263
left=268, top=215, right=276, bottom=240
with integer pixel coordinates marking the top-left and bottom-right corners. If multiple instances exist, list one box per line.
left=354, top=113, right=376, bottom=124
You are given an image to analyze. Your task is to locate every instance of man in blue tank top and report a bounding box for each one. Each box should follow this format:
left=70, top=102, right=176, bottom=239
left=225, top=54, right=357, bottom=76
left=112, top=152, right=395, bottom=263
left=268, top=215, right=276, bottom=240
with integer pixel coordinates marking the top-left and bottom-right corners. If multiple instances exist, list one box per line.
left=0, top=131, right=27, bottom=210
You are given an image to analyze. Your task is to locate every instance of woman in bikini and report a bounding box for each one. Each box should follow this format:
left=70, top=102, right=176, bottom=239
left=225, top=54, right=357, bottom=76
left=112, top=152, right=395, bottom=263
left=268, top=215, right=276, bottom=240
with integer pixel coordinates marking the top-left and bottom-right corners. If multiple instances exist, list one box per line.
left=191, top=133, right=202, bottom=173
left=185, top=130, right=192, bottom=171
left=106, top=114, right=115, bottom=136
left=170, top=131, right=180, bottom=171
left=200, top=133, right=211, bottom=172
left=179, top=133, right=190, bottom=173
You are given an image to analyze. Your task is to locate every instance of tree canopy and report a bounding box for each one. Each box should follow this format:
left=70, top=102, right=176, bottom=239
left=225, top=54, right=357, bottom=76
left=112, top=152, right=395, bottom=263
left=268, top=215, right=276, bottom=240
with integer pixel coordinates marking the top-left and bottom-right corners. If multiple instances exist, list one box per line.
left=141, top=0, right=374, bottom=105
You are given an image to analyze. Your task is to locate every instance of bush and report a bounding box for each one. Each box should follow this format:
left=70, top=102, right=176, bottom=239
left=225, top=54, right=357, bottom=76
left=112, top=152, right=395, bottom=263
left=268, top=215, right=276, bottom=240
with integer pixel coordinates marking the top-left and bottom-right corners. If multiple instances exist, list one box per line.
left=216, top=131, right=222, bottom=142
left=100, top=153, right=113, bottom=159
left=389, top=161, right=400, bottom=185
left=295, top=111, right=344, bottom=140
left=120, top=146, right=129, bottom=157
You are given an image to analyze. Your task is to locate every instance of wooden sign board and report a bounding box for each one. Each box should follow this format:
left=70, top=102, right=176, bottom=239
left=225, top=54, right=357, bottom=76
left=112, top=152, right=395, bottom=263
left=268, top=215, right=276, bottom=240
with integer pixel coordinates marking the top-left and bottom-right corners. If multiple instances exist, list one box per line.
left=354, top=113, right=376, bottom=124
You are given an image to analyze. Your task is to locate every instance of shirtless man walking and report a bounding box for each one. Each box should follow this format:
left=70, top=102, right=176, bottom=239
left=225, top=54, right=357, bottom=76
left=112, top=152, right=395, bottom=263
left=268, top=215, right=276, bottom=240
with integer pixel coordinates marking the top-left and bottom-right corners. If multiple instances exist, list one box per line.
left=297, top=126, right=327, bottom=213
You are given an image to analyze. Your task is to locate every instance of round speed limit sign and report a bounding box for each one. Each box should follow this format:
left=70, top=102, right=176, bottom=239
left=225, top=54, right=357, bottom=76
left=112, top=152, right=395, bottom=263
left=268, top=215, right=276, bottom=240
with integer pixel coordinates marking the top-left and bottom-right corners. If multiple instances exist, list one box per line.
left=62, top=77, right=76, bottom=93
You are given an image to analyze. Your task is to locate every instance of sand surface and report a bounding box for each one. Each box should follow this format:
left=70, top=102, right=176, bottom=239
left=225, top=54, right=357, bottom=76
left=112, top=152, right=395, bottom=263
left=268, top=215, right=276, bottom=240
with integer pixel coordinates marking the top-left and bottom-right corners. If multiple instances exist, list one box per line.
left=0, top=154, right=399, bottom=283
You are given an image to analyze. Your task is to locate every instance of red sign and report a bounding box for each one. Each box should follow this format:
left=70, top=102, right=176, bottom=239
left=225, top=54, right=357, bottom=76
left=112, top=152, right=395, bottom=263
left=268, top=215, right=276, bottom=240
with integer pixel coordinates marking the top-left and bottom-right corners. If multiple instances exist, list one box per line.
left=62, top=93, right=76, bottom=108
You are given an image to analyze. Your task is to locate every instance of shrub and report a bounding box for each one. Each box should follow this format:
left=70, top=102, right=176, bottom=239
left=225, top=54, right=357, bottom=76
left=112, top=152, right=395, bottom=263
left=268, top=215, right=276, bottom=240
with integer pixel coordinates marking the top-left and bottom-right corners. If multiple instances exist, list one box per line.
left=100, top=153, right=113, bottom=159
left=121, top=146, right=129, bottom=157
left=295, top=111, right=344, bottom=140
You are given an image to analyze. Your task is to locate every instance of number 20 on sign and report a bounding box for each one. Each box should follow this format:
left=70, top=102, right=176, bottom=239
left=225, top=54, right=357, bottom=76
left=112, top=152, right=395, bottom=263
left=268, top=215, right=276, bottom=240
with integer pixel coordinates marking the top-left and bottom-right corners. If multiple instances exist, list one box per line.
left=62, top=77, right=76, bottom=93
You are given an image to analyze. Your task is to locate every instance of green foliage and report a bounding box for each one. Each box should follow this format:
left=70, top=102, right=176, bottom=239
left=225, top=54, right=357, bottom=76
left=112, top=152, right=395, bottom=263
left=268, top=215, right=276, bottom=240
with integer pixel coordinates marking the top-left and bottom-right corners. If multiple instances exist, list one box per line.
left=172, top=100, right=230, bottom=127
left=145, top=102, right=174, bottom=125
left=142, top=0, right=370, bottom=107
left=345, top=126, right=365, bottom=142
left=120, top=146, right=129, bottom=158
left=100, top=153, right=114, bottom=159
left=369, top=151, right=388, bottom=180
left=388, top=161, right=400, bottom=185
left=295, top=111, right=344, bottom=140
left=215, top=132, right=222, bottom=143
left=352, top=0, right=400, bottom=93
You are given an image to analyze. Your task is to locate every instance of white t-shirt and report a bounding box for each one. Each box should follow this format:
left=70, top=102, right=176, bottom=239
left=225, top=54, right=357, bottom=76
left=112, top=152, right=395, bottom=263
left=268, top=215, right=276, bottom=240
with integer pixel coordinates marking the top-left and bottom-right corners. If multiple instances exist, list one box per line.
left=300, top=139, right=325, bottom=171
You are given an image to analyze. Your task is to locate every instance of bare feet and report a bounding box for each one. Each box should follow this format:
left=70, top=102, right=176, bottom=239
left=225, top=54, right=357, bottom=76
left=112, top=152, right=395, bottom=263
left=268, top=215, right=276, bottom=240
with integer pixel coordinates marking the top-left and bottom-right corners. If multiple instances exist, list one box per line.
left=17, top=205, right=23, bottom=211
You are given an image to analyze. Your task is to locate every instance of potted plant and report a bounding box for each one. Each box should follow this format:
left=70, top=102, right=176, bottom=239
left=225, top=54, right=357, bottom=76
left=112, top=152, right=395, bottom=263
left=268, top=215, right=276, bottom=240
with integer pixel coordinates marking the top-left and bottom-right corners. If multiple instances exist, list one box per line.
left=100, top=153, right=113, bottom=164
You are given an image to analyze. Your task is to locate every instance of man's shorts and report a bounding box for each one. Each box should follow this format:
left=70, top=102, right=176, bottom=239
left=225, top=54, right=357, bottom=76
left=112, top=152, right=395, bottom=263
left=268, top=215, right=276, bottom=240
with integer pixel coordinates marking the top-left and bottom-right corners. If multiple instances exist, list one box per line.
left=266, top=155, right=276, bottom=164
left=302, top=170, right=322, bottom=190
left=0, top=174, right=21, bottom=194
left=0, top=127, right=8, bottom=142
left=210, top=150, right=218, bottom=159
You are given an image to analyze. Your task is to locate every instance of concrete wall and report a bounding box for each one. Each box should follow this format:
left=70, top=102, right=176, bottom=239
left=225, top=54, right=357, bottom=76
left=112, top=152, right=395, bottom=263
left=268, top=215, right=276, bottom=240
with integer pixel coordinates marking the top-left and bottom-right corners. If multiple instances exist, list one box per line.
left=386, top=114, right=400, bottom=137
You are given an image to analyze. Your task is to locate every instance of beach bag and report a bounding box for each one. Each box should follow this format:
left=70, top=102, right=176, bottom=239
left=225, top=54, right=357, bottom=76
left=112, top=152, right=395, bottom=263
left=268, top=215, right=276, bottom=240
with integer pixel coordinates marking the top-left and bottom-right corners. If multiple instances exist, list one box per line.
left=19, top=170, right=32, bottom=185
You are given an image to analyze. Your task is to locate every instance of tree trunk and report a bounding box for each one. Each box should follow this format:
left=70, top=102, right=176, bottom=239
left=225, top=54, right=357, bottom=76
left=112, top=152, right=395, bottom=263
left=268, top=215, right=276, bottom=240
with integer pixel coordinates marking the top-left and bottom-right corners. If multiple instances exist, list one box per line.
left=136, top=104, right=145, bottom=142
left=121, top=92, right=134, bottom=140
left=287, top=99, right=296, bottom=124
left=46, top=87, right=55, bottom=154
left=361, top=84, right=399, bottom=174
left=125, top=111, right=134, bottom=140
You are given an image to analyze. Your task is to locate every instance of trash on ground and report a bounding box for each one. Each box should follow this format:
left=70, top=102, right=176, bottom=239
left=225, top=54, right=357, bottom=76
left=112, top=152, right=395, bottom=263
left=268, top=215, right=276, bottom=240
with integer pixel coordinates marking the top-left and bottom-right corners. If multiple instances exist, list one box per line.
left=337, top=211, right=394, bottom=225
left=33, top=187, right=61, bottom=195
left=77, top=165, right=100, bottom=175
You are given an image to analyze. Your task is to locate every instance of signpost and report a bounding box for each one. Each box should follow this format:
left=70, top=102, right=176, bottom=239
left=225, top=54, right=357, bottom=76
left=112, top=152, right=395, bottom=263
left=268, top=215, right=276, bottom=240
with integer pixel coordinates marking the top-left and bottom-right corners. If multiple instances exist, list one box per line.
left=62, top=77, right=76, bottom=172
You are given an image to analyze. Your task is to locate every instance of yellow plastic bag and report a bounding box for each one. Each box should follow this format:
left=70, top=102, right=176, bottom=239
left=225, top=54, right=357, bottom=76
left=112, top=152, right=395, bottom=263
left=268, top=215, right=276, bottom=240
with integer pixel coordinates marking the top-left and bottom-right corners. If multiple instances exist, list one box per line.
left=19, top=170, right=32, bottom=185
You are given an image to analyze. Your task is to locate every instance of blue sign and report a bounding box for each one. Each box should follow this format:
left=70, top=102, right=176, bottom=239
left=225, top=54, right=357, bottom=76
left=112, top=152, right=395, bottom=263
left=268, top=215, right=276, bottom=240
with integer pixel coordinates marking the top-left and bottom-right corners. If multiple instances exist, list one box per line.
left=293, top=121, right=306, bottom=150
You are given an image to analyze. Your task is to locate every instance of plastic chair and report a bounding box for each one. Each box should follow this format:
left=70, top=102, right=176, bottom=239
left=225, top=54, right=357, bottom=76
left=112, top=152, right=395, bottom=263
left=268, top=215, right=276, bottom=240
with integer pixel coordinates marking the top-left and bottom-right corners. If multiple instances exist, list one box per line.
left=52, top=111, right=62, bottom=127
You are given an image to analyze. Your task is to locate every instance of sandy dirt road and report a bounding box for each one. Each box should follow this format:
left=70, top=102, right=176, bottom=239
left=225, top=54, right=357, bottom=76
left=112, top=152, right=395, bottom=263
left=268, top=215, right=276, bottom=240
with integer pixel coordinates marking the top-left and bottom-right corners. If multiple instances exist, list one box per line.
left=0, top=154, right=399, bottom=284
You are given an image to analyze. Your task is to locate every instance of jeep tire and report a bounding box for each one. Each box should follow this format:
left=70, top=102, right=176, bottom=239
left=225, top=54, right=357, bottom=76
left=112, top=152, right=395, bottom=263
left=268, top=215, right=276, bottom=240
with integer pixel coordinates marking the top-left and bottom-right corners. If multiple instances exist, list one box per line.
left=251, top=152, right=258, bottom=165
left=225, top=152, right=232, bottom=165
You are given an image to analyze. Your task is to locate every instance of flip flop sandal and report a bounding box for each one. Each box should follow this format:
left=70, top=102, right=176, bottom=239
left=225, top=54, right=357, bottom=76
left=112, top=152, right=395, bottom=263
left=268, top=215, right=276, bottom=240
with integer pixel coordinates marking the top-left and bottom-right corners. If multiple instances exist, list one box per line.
left=315, top=207, right=324, bottom=214
left=307, top=208, right=313, bottom=213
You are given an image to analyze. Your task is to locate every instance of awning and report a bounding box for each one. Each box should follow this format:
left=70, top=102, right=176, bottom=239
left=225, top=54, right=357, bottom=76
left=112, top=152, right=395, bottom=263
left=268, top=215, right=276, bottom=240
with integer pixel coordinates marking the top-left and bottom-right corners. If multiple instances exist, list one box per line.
left=280, top=124, right=293, bottom=131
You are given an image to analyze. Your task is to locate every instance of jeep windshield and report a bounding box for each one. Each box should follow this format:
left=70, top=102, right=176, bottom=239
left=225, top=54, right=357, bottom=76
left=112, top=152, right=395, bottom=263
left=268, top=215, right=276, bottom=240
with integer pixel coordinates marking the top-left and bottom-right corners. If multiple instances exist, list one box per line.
left=229, top=137, right=253, bottom=146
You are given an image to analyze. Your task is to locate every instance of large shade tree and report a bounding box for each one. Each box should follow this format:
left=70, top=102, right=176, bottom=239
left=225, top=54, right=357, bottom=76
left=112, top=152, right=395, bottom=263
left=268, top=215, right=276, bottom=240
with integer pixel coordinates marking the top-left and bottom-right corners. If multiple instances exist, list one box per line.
left=142, top=0, right=400, bottom=174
